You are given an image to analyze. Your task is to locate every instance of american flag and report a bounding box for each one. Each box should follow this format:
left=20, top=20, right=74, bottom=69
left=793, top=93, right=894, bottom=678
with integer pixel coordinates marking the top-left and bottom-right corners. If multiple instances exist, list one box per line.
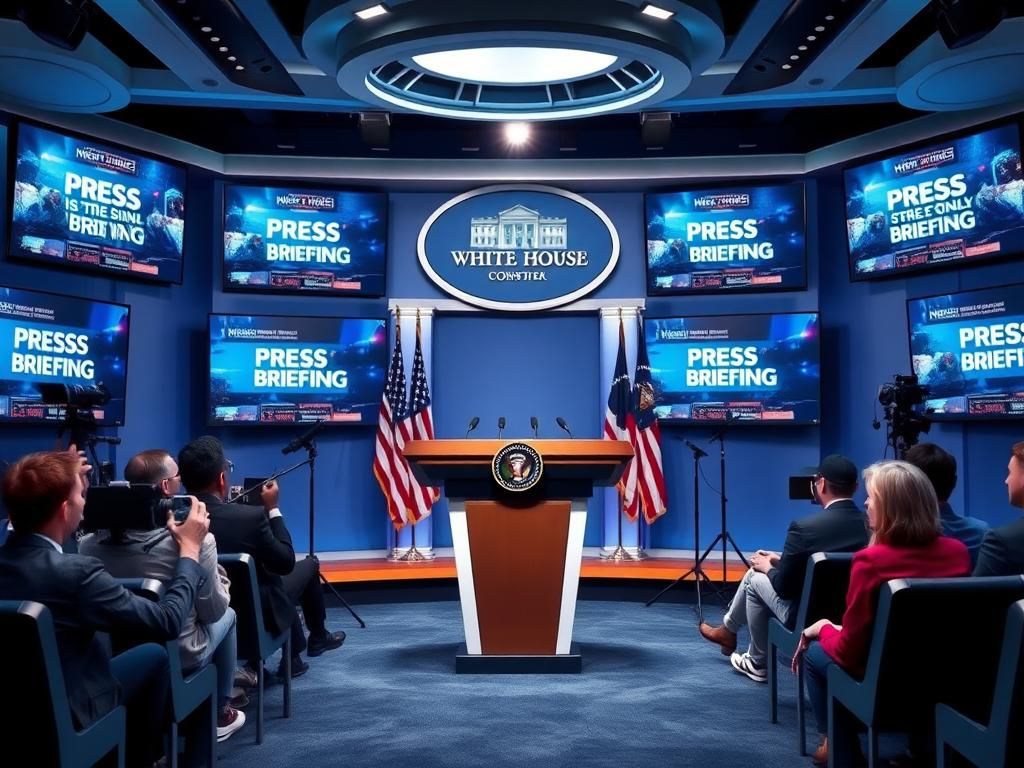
left=632, top=314, right=667, bottom=524
left=602, top=315, right=639, bottom=519
left=373, top=320, right=411, bottom=528
left=402, top=314, right=439, bottom=523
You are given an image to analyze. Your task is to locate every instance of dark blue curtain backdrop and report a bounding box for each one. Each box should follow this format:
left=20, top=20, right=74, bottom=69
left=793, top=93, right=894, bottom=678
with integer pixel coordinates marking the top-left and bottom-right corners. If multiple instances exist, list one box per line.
left=0, top=112, right=1022, bottom=552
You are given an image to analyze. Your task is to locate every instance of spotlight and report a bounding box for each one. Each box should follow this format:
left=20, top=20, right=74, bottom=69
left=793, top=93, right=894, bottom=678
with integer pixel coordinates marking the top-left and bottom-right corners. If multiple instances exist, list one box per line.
left=359, top=112, right=391, bottom=148
left=640, top=111, right=672, bottom=148
left=505, top=122, right=530, bottom=146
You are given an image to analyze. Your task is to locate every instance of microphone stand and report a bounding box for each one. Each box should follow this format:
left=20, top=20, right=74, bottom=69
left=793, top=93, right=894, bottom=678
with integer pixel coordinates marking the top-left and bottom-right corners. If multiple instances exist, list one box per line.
left=646, top=442, right=715, bottom=619
left=229, top=439, right=366, bottom=628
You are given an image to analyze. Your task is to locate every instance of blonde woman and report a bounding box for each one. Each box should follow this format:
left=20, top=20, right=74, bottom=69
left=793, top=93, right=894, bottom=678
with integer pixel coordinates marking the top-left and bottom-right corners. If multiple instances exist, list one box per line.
left=792, top=460, right=970, bottom=766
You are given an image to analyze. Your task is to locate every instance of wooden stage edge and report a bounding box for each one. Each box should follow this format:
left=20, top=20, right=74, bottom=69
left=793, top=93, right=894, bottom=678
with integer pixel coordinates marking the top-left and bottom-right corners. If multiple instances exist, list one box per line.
left=318, top=556, right=747, bottom=585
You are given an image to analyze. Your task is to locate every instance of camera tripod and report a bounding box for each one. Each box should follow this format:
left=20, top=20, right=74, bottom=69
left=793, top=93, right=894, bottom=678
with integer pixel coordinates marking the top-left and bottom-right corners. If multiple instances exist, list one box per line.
left=230, top=439, right=365, bottom=628
left=646, top=431, right=748, bottom=620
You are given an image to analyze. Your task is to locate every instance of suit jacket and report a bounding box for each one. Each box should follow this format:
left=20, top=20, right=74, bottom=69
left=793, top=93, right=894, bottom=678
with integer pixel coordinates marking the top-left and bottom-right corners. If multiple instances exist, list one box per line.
left=973, top=516, right=1024, bottom=577
left=939, top=502, right=989, bottom=569
left=0, top=533, right=202, bottom=728
left=198, top=492, right=296, bottom=636
left=767, top=498, right=870, bottom=602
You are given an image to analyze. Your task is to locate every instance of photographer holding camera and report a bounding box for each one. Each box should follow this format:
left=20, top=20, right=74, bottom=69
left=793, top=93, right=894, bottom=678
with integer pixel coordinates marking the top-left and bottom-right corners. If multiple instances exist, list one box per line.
left=699, top=455, right=870, bottom=684
left=0, top=447, right=209, bottom=767
left=79, top=449, right=245, bottom=743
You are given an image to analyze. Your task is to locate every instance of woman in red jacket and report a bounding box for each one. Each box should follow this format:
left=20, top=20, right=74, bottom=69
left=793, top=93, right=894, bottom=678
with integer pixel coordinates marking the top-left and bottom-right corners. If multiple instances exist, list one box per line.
left=792, top=459, right=970, bottom=766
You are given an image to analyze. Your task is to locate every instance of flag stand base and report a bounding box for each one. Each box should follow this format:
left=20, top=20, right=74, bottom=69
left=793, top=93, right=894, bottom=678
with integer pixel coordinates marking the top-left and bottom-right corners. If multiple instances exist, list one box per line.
left=397, top=545, right=435, bottom=561
left=601, top=545, right=637, bottom=561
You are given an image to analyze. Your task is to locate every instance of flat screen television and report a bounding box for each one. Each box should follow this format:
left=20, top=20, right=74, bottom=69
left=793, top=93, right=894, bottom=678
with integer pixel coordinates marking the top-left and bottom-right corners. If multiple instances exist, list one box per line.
left=646, top=312, right=820, bottom=424
left=10, top=122, right=187, bottom=283
left=0, top=285, right=130, bottom=425
left=208, top=314, right=387, bottom=425
left=222, top=184, right=386, bottom=296
left=845, top=122, right=1024, bottom=279
left=645, top=182, right=806, bottom=293
left=908, top=283, right=1024, bottom=419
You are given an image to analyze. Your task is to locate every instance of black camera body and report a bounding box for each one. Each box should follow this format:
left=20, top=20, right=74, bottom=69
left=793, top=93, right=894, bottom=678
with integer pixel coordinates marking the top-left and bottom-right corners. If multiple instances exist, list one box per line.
left=875, top=373, right=932, bottom=456
left=82, top=483, right=191, bottom=532
left=878, top=374, right=929, bottom=410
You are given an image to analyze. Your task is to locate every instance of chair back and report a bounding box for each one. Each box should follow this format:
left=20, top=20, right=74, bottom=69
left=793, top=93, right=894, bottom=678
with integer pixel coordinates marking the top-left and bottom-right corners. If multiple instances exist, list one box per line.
left=994, top=599, right=1024, bottom=762
left=0, top=600, right=72, bottom=765
left=219, top=553, right=274, bottom=660
left=865, top=576, right=1024, bottom=729
left=791, top=552, right=854, bottom=630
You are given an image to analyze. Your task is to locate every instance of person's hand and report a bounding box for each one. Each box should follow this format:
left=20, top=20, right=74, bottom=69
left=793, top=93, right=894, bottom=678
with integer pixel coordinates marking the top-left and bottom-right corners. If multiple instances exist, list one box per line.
left=260, top=479, right=280, bottom=513
left=750, top=552, right=773, bottom=573
left=67, top=443, right=92, bottom=492
left=791, top=632, right=810, bottom=673
left=803, top=618, right=835, bottom=640
left=167, top=497, right=209, bottom=560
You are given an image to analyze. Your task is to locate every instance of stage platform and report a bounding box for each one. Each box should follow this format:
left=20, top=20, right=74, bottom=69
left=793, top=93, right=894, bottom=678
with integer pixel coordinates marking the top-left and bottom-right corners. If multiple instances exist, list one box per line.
left=317, top=552, right=748, bottom=585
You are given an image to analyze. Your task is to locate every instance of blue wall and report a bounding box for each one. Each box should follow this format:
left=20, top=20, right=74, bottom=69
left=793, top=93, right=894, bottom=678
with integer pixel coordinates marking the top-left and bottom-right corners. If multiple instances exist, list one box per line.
left=1, top=112, right=1022, bottom=553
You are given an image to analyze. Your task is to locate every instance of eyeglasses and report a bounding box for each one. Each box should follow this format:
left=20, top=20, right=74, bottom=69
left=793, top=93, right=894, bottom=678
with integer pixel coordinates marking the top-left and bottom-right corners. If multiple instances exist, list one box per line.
left=162, top=471, right=181, bottom=483
left=223, top=459, right=234, bottom=473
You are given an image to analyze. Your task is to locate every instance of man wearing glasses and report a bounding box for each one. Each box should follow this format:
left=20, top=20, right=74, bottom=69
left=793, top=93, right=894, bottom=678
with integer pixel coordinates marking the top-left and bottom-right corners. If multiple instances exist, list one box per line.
left=79, top=449, right=246, bottom=742
left=177, top=436, right=344, bottom=680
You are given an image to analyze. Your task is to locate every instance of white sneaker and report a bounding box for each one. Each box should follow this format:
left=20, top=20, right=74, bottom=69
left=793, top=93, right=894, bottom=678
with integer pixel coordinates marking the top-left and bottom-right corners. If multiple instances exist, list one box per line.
left=217, top=706, right=246, bottom=742
left=730, top=651, right=767, bottom=683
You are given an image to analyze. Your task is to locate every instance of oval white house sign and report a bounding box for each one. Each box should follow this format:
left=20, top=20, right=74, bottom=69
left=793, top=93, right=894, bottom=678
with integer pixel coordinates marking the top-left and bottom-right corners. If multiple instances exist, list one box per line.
left=417, top=185, right=620, bottom=311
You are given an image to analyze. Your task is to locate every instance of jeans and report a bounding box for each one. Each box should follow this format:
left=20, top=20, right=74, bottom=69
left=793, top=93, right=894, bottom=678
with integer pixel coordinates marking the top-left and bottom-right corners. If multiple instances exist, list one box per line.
left=723, top=568, right=792, bottom=666
left=804, top=640, right=862, bottom=764
left=110, top=642, right=169, bottom=767
left=186, top=607, right=237, bottom=708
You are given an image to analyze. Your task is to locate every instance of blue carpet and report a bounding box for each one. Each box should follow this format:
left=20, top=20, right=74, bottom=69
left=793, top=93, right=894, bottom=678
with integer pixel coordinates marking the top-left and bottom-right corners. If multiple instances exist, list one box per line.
left=216, top=599, right=822, bottom=767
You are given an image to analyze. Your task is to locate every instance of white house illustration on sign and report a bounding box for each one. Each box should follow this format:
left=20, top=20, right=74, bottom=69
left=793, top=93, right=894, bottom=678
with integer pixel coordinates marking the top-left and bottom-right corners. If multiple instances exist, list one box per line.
left=470, top=205, right=568, bottom=248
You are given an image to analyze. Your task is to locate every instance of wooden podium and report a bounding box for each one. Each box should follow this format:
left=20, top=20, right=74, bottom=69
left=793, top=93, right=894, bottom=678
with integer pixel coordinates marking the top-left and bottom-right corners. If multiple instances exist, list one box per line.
left=404, top=439, right=633, bottom=673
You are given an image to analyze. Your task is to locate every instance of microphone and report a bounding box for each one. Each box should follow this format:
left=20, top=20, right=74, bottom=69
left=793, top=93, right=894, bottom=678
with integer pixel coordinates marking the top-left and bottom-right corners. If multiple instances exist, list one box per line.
left=530, top=416, right=539, bottom=438
left=282, top=420, right=327, bottom=455
left=465, top=416, right=480, bottom=438
left=685, top=440, right=708, bottom=458
left=708, top=431, right=723, bottom=444
left=555, top=416, right=572, bottom=438
left=497, top=416, right=506, bottom=438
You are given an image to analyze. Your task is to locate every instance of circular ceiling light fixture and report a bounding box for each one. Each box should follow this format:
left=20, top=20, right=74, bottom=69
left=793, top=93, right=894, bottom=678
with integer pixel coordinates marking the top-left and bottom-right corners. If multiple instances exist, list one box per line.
left=302, top=0, right=724, bottom=121
left=412, top=47, right=618, bottom=85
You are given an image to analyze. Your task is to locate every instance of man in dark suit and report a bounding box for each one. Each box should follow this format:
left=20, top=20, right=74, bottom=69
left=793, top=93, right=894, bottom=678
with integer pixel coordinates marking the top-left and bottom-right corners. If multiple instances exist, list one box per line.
left=974, top=440, right=1024, bottom=576
left=0, top=448, right=210, bottom=767
left=904, top=442, right=989, bottom=567
left=699, top=454, right=869, bottom=683
left=177, top=436, right=344, bottom=679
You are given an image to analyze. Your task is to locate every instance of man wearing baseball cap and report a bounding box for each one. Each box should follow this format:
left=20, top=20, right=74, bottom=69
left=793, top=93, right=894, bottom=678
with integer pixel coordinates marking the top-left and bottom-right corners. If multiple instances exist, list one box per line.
left=699, top=454, right=869, bottom=683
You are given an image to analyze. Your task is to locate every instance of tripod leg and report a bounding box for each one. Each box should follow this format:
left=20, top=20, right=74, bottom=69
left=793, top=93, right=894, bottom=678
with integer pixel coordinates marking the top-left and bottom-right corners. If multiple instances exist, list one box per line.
left=724, top=533, right=750, bottom=568
left=645, top=567, right=697, bottom=607
left=319, top=572, right=367, bottom=629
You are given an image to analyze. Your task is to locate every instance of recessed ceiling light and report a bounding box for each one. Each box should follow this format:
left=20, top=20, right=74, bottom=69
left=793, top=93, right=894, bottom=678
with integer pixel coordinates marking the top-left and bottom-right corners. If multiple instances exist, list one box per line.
left=807, top=35, right=816, bottom=41
left=227, top=55, right=236, bottom=61
left=210, top=36, right=220, bottom=42
left=782, top=63, right=792, bottom=70
left=641, top=4, right=674, bottom=20
left=201, top=26, right=212, bottom=33
left=798, top=45, right=807, bottom=51
left=355, top=4, right=388, bottom=20
left=815, top=25, right=825, bottom=32
left=219, top=46, right=228, bottom=52
left=277, top=144, right=296, bottom=150
left=235, top=65, right=245, bottom=71
left=825, top=15, right=835, bottom=21
left=790, top=54, right=799, bottom=60
left=505, top=122, right=530, bottom=146
left=413, top=48, right=616, bottom=85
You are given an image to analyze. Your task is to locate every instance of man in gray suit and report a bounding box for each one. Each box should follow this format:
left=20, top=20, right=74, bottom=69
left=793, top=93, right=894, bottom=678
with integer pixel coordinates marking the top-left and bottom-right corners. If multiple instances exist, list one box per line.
left=0, top=448, right=208, bottom=766
left=699, top=455, right=869, bottom=683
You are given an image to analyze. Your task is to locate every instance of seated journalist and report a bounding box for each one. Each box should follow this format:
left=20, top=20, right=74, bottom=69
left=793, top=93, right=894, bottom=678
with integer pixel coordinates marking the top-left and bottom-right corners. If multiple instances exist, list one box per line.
left=698, top=454, right=869, bottom=683
left=792, top=460, right=970, bottom=766
left=79, top=449, right=245, bottom=742
left=0, top=448, right=209, bottom=767
left=903, top=442, right=988, bottom=568
left=177, top=436, right=344, bottom=679
left=973, top=440, right=1024, bottom=577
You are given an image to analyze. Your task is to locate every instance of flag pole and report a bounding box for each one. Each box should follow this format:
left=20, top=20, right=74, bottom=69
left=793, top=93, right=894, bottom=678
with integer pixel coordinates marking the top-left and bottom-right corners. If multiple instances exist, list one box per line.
left=398, top=520, right=434, bottom=561
left=602, top=488, right=635, bottom=561
left=387, top=524, right=404, bottom=561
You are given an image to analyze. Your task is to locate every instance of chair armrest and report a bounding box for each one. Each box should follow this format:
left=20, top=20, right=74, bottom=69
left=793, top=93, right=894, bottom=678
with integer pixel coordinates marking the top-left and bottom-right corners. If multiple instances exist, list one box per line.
left=115, top=578, right=165, bottom=602
left=827, top=663, right=873, bottom=725
left=935, top=703, right=991, bottom=767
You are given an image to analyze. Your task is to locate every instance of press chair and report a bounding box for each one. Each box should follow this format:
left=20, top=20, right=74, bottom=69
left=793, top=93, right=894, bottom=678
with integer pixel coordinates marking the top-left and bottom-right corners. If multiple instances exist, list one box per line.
left=218, top=553, right=292, bottom=744
left=935, top=598, right=1024, bottom=768
left=767, top=552, right=854, bottom=755
left=0, top=599, right=126, bottom=768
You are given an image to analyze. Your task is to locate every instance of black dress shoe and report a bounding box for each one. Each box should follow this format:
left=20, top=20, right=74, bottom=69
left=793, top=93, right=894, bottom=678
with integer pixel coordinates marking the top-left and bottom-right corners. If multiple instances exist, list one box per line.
left=307, top=630, right=346, bottom=657
left=269, top=656, right=309, bottom=680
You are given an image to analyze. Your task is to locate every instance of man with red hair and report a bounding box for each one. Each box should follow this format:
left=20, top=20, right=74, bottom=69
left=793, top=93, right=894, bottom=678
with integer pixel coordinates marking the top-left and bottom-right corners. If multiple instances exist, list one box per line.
left=0, top=448, right=210, bottom=767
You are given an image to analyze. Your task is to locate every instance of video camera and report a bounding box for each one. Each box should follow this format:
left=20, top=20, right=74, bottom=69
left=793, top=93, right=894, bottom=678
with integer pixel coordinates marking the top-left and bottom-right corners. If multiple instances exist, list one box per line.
left=874, top=373, right=932, bottom=456
left=37, top=382, right=111, bottom=409
left=82, top=483, right=192, bottom=532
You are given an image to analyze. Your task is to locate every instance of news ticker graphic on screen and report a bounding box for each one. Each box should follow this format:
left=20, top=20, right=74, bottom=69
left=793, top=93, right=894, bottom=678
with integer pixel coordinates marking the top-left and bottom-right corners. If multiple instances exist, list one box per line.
left=908, top=283, right=1024, bottom=420
left=0, top=285, right=130, bottom=425
left=208, top=314, right=387, bottom=426
left=646, top=312, right=820, bottom=424
left=645, top=183, right=806, bottom=294
left=845, top=122, right=1024, bottom=279
left=222, top=184, right=387, bottom=296
left=10, top=122, right=187, bottom=283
